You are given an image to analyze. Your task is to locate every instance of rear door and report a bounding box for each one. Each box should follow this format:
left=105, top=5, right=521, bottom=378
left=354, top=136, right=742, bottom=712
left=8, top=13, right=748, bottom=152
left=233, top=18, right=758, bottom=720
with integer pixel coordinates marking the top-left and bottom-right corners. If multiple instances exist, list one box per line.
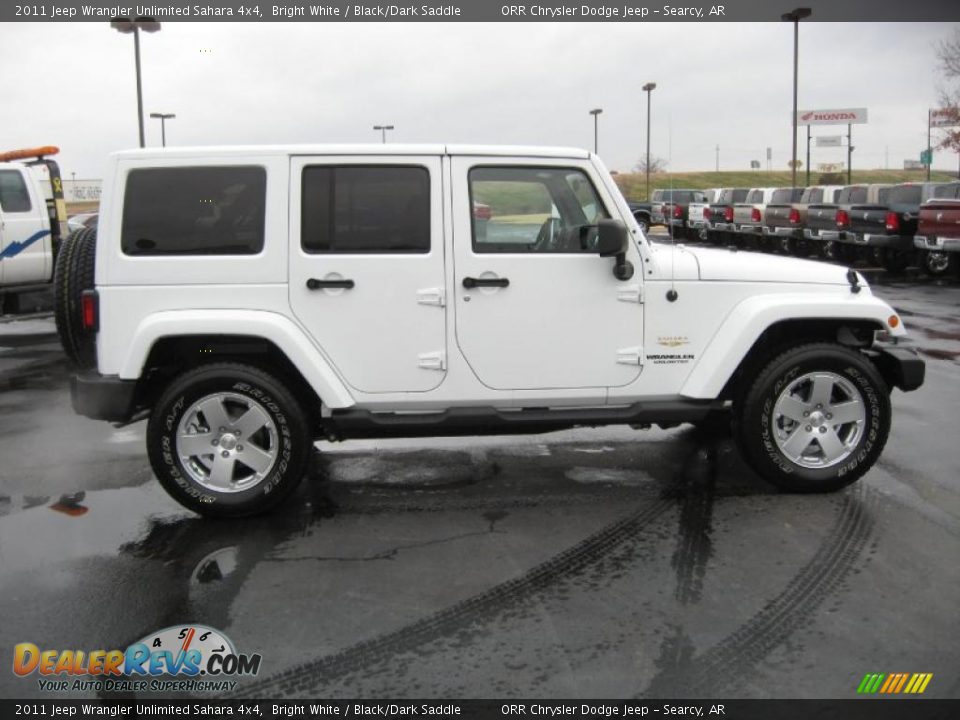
left=288, top=155, right=447, bottom=393
left=450, top=158, right=644, bottom=392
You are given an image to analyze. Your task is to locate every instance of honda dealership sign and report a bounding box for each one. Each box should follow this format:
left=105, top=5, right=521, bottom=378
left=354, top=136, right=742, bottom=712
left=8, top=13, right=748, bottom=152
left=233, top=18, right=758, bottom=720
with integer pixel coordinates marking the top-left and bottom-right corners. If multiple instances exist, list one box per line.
left=797, top=108, right=868, bottom=126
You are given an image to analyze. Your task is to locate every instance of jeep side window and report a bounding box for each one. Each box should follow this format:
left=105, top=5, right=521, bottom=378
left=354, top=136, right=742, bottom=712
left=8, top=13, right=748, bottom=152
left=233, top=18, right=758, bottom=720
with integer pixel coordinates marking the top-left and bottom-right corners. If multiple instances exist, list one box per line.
left=469, top=167, right=609, bottom=253
left=121, top=166, right=266, bottom=256
left=301, top=166, right=429, bottom=254
left=0, top=170, right=32, bottom=213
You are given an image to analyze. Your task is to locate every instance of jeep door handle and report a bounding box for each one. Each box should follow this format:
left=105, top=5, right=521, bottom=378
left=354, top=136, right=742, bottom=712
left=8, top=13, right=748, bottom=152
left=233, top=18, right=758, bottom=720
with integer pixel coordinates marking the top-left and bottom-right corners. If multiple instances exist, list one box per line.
left=462, top=277, right=509, bottom=289
left=307, top=278, right=355, bottom=290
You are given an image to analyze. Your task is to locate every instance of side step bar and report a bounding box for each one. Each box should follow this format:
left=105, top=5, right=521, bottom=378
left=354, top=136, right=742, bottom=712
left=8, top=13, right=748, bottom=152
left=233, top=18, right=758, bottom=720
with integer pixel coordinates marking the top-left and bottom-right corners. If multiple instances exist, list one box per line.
left=324, top=400, right=721, bottom=440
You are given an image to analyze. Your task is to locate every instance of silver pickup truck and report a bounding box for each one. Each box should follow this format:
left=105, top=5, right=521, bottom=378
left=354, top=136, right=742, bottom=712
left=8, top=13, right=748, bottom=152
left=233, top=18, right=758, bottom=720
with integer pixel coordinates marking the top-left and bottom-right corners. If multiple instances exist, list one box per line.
left=687, top=187, right=721, bottom=241
left=731, top=187, right=778, bottom=249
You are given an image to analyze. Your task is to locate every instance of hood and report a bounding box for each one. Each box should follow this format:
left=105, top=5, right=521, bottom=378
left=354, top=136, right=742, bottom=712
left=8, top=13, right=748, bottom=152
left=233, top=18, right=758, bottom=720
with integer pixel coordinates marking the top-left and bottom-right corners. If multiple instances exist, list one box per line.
left=683, top=245, right=853, bottom=285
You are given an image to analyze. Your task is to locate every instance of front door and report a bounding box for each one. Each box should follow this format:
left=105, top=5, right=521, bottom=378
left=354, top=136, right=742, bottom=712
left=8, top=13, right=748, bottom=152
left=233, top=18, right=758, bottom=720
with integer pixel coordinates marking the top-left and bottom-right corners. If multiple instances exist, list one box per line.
left=451, top=158, right=644, bottom=391
left=289, top=156, right=446, bottom=394
left=0, top=167, right=48, bottom=285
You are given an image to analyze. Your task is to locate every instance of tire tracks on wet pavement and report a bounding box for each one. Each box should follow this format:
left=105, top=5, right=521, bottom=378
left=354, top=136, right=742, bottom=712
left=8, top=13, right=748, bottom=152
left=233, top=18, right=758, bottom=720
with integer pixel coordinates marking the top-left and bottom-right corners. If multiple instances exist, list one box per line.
left=232, top=496, right=675, bottom=698
left=644, top=483, right=877, bottom=696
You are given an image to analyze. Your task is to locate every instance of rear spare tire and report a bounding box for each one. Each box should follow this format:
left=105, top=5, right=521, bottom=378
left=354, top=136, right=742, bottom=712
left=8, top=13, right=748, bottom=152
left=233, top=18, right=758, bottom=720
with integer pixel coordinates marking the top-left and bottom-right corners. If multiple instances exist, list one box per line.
left=53, top=227, right=97, bottom=368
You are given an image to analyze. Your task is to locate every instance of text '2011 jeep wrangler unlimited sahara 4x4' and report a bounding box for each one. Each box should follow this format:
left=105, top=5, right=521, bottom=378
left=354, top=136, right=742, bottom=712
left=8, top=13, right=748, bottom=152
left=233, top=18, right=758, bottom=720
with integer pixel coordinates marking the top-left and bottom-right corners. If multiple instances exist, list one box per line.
left=58, top=145, right=925, bottom=517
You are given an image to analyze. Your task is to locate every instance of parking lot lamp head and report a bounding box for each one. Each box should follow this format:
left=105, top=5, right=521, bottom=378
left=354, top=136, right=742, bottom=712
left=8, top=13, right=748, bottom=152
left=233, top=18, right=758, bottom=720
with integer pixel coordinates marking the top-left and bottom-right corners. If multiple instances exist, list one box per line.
left=589, top=108, right=603, bottom=155
left=373, top=125, right=395, bottom=144
left=111, top=17, right=161, bottom=149
left=149, top=112, right=176, bottom=147
left=782, top=7, right=811, bottom=189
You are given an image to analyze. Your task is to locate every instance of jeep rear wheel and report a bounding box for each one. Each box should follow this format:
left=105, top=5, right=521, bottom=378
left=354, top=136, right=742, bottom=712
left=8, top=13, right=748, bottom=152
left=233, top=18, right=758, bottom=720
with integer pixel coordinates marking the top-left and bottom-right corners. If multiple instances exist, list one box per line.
left=147, top=363, right=312, bottom=517
left=734, top=343, right=890, bottom=493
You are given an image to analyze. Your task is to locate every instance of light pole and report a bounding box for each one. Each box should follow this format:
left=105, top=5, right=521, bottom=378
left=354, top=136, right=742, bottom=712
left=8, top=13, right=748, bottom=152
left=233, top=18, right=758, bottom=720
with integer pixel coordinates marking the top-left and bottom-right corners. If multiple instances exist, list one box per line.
left=149, top=112, right=175, bottom=147
left=373, top=125, right=394, bottom=143
left=642, top=82, right=656, bottom=201
left=111, top=16, right=161, bottom=149
left=589, top=109, right=603, bottom=154
left=782, top=7, right=811, bottom=189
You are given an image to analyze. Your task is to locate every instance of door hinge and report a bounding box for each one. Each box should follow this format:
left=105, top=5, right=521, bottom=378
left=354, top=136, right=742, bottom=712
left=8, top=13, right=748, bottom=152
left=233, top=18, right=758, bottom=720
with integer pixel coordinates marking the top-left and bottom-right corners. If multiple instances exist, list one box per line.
left=417, top=287, right=446, bottom=307
left=616, top=346, right=644, bottom=365
left=418, top=351, right=447, bottom=371
left=617, top=284, right=643, bottom=303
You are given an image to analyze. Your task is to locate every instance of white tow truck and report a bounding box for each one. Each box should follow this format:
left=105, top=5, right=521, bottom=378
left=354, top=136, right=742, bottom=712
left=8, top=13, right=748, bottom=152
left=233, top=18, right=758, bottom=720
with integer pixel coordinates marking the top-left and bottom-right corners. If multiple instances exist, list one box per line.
left=0, top=146, right=69, bottom=313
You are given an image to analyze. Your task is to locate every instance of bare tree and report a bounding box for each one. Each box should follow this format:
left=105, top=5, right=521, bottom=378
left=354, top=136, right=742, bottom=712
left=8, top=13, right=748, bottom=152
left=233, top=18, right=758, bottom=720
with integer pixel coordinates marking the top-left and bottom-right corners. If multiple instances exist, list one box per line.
left=935, top=28, right=960, bottom=154
left=633, top=156, right=668, bottom=174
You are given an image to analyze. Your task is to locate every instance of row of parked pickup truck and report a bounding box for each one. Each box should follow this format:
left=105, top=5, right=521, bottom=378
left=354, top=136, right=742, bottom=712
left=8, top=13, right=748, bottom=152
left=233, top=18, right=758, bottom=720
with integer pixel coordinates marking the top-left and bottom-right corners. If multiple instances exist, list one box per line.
left=629, top=182, right=960, bottom=276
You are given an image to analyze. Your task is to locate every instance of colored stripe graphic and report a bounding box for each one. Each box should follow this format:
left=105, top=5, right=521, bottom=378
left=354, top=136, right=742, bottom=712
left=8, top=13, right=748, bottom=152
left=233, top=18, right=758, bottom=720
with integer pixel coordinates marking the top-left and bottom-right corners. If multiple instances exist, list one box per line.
left=857, top=672, right=932, bottom=694
left=0, top=229, right=51, bottom=260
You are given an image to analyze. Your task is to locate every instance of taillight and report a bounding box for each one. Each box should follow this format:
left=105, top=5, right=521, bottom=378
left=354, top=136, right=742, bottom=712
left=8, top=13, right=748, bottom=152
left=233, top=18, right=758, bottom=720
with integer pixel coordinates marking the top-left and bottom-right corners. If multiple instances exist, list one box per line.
left=751, top=208, right=761, bottom=223
left=80, top=290, right=99, bottom=332
left=836, top=210, right=849, bottom=228
left=724, top=207, right=734, bottom=223
left=704, top=208, right=712, bottom=219
left=789, top=208, right=801, bottom=224
left=885, top=211, right=900, bottom=232
left=672, top=204, right=683, bottom=219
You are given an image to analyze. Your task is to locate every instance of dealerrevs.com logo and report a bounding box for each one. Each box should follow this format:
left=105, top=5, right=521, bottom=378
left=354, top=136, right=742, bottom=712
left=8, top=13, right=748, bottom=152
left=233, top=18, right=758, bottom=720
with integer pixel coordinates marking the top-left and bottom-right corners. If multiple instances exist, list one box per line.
left=13, top=625, right=261, bottom=693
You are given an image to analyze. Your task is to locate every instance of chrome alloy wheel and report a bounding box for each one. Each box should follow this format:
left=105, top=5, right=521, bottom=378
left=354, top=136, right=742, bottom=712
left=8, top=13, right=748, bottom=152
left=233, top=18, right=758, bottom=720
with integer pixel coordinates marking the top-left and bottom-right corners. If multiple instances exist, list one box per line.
left=176, top=392, right=278, bottom=493
left=926, top=250, right=951, bottom=274
left=771, top=371, right=866, bottom=469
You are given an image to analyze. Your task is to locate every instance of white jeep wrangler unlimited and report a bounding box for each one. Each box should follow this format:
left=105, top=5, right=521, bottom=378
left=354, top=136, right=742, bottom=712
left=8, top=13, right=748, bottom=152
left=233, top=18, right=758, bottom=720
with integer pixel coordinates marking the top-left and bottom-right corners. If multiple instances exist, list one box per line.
left=59, top=145, right=925, bottom=517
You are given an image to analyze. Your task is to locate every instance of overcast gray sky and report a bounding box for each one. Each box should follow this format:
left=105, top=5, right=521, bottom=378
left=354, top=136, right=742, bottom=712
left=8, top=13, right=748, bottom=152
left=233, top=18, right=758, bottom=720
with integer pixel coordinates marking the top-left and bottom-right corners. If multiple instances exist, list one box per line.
left=1, top=21, right=958, bottom=178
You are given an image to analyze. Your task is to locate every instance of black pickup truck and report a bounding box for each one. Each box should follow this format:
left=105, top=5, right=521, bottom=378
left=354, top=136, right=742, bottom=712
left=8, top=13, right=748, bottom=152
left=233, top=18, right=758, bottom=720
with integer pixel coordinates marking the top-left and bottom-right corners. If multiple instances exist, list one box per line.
left=805, top=184, right=891, bottom=262
left=837, top=182, right=960, bottom=272
left=704, top=188, right=749, bottom=244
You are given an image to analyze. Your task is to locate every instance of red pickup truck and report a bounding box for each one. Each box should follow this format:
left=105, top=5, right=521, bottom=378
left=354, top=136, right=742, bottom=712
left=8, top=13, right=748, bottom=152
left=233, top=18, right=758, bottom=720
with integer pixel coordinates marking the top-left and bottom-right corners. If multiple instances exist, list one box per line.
left=914, top=188, right=960, bottom=276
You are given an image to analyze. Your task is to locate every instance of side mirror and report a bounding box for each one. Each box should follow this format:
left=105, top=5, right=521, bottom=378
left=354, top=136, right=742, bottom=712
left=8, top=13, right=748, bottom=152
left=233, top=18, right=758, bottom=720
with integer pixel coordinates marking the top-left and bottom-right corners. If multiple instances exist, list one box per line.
left=596, top=219, right=634, bottom=280
left=596, top=219, right=627, bottom=257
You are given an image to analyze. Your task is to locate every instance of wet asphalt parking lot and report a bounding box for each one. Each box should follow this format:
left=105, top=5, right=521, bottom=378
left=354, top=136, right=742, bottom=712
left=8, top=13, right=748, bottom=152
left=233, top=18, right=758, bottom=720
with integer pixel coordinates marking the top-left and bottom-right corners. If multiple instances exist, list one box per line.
left=0, top=264, right=958, bottom=701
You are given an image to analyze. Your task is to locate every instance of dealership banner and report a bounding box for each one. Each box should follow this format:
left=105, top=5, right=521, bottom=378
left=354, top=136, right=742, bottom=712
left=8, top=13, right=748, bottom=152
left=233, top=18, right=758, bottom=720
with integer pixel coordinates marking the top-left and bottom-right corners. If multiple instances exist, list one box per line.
left=2, top=0, right=959, bottom=22
left=930, top=108, right=960, bottom=128
left=797, top=108, right=868, bottom=126
left=816, top=136, right=843, bottom=147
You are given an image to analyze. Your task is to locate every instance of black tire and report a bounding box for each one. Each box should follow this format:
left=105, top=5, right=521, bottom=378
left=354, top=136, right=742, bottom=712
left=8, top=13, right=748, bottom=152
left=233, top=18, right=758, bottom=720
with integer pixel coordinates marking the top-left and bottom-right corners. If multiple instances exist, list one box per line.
left=832, top=242, right=859, bottom=264
left=879, top=248, right=913, bottom=274
left=147, top=363, right=312, bottom=517
left=919, top=249, right=955, bottom=277
left=734, top=343, right=891, bottom=493
left=53, top=227, right=97, bottom=368
left=787, top=237, right=812, bottom=257
left=634, top=215, right=650, bottom=235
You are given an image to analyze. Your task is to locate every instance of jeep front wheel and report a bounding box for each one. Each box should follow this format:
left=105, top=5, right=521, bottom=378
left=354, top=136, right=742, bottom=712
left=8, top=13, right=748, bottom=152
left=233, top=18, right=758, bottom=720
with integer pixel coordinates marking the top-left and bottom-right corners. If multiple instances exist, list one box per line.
left=147, top=363, right=312, bottom=517
left=734, top=344, right=890, bottom=493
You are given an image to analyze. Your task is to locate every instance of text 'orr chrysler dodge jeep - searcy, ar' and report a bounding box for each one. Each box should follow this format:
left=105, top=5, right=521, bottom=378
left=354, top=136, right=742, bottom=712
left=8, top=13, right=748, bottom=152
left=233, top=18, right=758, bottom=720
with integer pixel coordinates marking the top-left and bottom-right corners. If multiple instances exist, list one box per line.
left=55, top=145, right=925, bottom=517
